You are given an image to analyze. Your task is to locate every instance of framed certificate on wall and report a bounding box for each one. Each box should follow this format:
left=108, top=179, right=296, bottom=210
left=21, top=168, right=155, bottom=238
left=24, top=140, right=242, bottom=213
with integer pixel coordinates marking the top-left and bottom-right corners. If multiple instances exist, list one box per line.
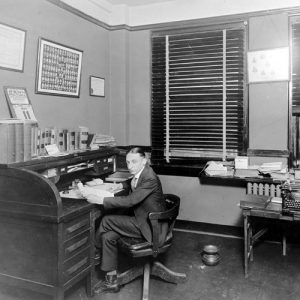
left=0, top=23, right=26, bottom=72
left=35, top=38, right=83, bottom=97
left=90, top=76, right=105, bottom=97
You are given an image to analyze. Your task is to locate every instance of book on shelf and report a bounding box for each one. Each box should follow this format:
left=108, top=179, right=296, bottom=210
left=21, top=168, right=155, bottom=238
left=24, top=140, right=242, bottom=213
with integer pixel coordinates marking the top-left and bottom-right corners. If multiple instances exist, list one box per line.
left=57, top=129, right=64, bottom=152
left=70, top=130, right=76, bottom=151
left=23, top=122, right=32, bottom=161
left=50, top=128, right=56, bottom=145
left=15, top=121, right=24, bottom=162
left=79, top=126, right=89, bottom=150
left=0, top=119, right=36, bottom=163
left=0, top=120, right=16, bottom=163
left=36, top=128, right=41, bottom=156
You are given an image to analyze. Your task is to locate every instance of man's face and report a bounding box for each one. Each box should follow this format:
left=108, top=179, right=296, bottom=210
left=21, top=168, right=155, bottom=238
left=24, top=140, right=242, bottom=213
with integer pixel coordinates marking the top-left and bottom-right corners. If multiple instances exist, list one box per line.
left=126, top=152, right=146, bottom=175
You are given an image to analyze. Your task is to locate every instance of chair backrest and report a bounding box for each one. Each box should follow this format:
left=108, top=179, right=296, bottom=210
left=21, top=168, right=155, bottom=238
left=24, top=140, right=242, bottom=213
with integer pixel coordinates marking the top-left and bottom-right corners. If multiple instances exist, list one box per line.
left=148, top=194, right=180, bottom=257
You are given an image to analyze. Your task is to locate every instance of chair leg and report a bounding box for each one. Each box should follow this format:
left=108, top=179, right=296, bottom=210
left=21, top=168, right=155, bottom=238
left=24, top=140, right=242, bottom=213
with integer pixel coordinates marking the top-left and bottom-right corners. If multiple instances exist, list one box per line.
left=118, top=265, right=144, bottom=285
left=142, top=262, right=150, bottom=300
left=151, top=261, right=187, bottom=284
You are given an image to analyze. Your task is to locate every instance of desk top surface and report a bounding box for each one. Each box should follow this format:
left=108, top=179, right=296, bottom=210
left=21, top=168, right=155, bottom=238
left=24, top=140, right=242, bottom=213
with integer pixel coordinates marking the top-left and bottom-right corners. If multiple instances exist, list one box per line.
left=240, top=194, right=300, bottom=221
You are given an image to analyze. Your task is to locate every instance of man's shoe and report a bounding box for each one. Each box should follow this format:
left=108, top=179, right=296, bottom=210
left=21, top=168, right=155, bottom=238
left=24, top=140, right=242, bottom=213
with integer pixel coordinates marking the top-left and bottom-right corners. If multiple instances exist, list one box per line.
left=94, top=274, right=120, bottom=294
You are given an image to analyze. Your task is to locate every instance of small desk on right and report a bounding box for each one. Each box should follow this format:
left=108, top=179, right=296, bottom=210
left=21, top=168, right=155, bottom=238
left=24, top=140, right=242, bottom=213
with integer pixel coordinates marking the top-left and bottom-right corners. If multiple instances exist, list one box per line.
left=240, top=194, right=300, bottom=278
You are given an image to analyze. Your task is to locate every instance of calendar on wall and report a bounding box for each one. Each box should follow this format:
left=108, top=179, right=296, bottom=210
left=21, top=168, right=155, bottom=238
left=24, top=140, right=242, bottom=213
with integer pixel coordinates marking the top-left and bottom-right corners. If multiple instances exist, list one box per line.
left=4, top=86, right=37, bottom=122
left=35, top=38, right=83, bottom=97
left=247, top=47, right=289, bottom=83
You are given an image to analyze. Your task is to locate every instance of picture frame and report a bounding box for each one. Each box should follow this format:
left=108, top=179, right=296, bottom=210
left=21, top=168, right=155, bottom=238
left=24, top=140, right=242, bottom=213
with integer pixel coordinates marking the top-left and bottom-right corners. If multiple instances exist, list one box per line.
left=4, top=86, right=38, bottom=122
left=247, top=47, right=289, bottom=83
left=35, top=38, right=83, bottom=97
left=90, top=76, right=105, bottom=97
left=0, top=23, right=26, bottom=72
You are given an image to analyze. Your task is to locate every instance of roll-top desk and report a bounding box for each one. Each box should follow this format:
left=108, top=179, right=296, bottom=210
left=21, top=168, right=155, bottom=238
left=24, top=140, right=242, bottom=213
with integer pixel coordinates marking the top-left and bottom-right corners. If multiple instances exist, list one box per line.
left=0, top=148, right=118, bottom=300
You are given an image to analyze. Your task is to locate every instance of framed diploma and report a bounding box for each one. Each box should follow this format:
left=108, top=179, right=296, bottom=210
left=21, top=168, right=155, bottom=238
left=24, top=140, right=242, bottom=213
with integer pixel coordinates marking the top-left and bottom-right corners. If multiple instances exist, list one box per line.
left=0, top=23, right=26, bottom=72
left=4, top=86, right=38, bottom=122
left=90, top=76, right=105, bottom=97
left=35, top=38, right=83, bottom=97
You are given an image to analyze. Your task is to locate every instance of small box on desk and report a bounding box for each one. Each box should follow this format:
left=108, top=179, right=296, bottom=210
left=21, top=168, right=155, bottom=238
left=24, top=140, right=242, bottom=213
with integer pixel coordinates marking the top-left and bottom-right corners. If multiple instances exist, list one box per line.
left=235, top=156, right=248, bottom=169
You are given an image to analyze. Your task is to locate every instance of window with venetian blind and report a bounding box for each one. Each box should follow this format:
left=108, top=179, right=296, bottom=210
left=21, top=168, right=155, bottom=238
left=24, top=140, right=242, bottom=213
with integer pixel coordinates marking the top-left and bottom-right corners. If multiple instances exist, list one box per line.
left=291, top=17, right=300, bottom=166
left=151, top=24, right=247, bottom=165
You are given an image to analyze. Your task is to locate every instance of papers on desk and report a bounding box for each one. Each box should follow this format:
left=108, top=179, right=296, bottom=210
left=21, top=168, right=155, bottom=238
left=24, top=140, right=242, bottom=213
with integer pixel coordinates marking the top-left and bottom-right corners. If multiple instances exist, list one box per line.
left=205, top=161, right=227, bottom=176
left=234, top=167, right=259, bottom=178
left=60, top=183, right=122, bottom=200
left=258, top=162, right=289, bottom=180
left=60, top=189, right=84, bottom=199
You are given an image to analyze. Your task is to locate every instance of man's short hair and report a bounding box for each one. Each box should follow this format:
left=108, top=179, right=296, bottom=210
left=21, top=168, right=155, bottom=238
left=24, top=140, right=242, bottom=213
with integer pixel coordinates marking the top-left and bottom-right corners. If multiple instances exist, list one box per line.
left=126, top=147, right=146, bottom=157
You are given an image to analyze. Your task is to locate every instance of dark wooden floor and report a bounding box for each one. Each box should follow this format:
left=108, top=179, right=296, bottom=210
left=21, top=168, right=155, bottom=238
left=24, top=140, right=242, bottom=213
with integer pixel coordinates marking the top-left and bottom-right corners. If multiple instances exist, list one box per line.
left=1, top=229, right=300, bottom=300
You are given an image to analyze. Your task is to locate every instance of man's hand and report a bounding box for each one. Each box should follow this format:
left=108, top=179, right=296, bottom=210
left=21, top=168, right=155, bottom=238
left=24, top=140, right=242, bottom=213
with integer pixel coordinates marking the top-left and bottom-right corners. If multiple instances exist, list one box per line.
left=85, top=193, right=104, bottom=204
left=78, top=184, right=105, bottom=204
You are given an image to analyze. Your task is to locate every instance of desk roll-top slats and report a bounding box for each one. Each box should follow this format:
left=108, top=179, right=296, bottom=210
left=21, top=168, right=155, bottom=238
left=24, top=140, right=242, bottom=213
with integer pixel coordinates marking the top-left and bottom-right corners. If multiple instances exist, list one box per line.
left=0, top=167, right=62, bottom=219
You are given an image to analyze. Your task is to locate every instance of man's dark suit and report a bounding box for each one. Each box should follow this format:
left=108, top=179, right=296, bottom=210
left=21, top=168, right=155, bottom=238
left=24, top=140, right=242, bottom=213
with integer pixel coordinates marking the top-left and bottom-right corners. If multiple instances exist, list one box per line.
left=98, top=165, right=166, bottom=271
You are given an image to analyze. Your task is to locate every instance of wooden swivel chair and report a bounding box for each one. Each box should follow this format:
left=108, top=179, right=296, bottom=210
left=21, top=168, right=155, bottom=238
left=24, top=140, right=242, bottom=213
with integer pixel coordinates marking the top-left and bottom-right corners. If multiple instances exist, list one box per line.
left=117, top=194, right=187, bottom=300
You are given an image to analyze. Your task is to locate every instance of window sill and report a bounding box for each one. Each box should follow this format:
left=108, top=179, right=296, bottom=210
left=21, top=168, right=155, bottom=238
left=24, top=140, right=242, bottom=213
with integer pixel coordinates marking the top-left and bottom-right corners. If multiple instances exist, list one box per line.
left=152, top=163, right=206, bottom=177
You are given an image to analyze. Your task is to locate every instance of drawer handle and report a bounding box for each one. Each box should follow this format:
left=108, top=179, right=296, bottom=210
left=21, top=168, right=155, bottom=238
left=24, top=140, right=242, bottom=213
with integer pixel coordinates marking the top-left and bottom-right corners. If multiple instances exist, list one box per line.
left=66, top=220, right=89, bottom=234
left=66, top=237, right=89, bottom=254
left=66, top=257, right=88, bottom=275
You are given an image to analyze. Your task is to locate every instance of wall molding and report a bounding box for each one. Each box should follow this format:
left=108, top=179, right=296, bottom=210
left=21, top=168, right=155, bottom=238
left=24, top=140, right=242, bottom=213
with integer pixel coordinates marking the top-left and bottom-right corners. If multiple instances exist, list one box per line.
left=46, top=0, right=300, bottom=31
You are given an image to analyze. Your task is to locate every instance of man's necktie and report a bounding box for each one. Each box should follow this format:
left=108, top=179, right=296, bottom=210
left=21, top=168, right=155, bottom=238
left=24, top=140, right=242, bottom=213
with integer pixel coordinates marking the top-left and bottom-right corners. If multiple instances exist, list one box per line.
left=131, top=177, right=138, bottom=190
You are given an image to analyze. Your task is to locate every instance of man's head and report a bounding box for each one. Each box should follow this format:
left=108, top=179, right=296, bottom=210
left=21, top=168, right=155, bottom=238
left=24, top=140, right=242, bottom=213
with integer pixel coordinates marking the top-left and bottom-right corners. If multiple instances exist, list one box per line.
left=126, top=147, right=147, bottom=175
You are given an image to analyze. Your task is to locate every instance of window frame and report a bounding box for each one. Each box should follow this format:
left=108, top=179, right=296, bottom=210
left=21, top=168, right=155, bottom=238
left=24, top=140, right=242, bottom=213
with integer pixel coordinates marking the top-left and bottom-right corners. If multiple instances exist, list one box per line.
left=151, top=23, right=249, bottom=175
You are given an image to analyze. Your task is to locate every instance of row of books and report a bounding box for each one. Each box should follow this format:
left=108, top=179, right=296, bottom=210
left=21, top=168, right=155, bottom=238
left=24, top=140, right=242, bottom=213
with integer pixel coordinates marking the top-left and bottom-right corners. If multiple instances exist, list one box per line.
left=0, top=119, right=90, bottom=164
left=32, top=126, right=89, bottom=156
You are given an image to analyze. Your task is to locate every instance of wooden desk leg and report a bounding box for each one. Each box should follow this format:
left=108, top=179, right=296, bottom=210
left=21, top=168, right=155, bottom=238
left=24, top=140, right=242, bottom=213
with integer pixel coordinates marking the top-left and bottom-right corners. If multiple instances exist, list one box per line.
left=243, top=213, right=249, bottom=278
left=86, top=272, right=93, bottom=297
left=249, top=222, right=253, bottom=262
left=282, top=235, right=286, bottom=256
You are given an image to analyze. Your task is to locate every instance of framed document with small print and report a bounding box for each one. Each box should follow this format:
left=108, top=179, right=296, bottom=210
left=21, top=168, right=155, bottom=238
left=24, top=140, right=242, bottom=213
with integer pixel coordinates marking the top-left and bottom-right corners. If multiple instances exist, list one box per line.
left=90, top=76, right=105, bottom=97
left=0, top=23, right=26, bottom=72
left=35, top=38, right=83, bottom=97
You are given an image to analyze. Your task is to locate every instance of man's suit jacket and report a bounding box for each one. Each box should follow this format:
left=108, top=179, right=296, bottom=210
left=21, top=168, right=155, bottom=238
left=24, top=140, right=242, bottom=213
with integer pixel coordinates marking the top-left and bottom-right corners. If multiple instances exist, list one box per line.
left=103, top=165, right=166, bottom=243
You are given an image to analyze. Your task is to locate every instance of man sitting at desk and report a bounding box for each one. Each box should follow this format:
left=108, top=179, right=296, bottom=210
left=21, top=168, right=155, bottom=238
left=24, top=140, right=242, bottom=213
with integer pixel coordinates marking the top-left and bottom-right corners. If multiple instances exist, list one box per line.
left=80, top=147, right=166, bottom=294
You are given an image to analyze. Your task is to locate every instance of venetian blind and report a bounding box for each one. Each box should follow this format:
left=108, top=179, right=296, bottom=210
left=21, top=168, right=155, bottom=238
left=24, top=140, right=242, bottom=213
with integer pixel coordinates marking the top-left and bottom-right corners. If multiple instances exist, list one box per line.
left=151, top=26, right=246, bottom=164
left=292, top=21, right=300, bottom=114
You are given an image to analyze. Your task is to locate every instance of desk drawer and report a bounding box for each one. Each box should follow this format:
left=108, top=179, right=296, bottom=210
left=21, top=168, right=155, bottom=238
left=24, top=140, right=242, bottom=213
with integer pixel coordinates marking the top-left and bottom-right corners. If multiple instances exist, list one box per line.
left=63, top=213, right=90, bottom=240
left=63, top=248, right=91, bottom=283
left=64, top=229, right=91, bottom=260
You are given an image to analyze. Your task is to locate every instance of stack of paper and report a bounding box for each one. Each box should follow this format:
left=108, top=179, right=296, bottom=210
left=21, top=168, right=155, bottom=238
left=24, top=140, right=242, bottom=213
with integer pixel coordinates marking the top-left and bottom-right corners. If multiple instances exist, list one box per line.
left=258, top=162, right=283, bottom=172
left=258, top=162, right=288, bottom=180
left=205, top=161, right=227, bottom=176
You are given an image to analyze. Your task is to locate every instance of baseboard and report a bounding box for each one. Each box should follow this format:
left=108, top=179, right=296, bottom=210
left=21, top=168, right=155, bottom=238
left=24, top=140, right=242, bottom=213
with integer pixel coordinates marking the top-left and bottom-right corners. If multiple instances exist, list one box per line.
left=174, top=220, right=243, bottom=238
left=175, top=219, right=300, bottom=244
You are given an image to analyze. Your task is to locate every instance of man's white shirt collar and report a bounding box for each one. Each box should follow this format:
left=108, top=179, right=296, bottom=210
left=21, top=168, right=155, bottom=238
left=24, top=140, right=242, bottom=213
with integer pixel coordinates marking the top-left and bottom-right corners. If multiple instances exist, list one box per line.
left=134, top=166, right=145, bottom=181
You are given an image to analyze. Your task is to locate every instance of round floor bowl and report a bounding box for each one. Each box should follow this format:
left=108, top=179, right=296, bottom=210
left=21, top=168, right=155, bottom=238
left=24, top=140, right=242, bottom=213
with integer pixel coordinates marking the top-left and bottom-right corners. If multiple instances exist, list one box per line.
left=202, top=253, right=221, bottom=266
left=202, top=244, right=219, bottom=255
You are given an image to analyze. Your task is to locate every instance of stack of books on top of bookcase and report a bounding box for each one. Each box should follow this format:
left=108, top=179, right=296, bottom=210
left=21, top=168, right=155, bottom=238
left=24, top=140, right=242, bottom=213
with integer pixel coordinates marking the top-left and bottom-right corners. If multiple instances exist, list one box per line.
left=0, top=119, right=38, bottom=164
